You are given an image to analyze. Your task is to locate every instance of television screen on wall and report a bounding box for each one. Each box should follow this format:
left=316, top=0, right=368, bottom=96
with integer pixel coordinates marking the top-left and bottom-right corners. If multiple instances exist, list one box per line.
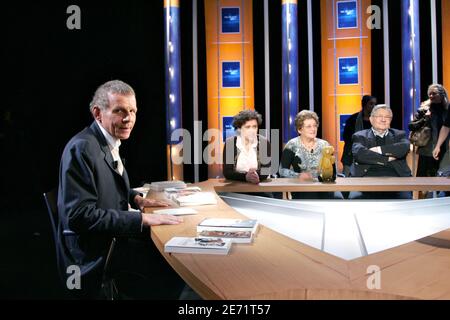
left=340, top=114, right=352, bottom=142
left=222, top=116, right=235, bottom=141
left=337, top=1, right=358, bottom=29
left=222, top=61, right=241, bottom=88
left=221, top=7, right=240, bottom=33
left=338, top=57, right=359, bottom=85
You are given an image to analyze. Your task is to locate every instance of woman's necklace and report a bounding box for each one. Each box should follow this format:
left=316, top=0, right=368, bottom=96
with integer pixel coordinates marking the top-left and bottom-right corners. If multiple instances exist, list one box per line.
left=300, top=137, right=316, bottom=152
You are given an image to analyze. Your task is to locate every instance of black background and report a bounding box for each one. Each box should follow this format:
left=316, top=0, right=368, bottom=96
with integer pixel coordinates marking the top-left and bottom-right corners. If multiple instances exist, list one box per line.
left=0, top=0, right=443, bottom=298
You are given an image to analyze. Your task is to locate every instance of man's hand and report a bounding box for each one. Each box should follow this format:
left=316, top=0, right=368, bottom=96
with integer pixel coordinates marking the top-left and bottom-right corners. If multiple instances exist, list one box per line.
left=134, top=194, right=170, bottom=211
left=245, top=169, right=260, bottom=184
left=141, top=213, right=183, bottom=227
left=432, top=146, right=440, bottom=160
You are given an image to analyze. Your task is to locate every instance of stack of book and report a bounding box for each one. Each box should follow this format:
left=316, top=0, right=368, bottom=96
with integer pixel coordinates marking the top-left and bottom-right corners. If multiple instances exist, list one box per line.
left=164, top=186, right=202, bottom=200
left=153, top=208, right=198, bottom=216
left=149, top=180, right=186, bottom=192
left=170, top=192, right=218, bottom=207
left=164, top=237, right=232, bottom=255
left=196, top=218, right=259, bottom=243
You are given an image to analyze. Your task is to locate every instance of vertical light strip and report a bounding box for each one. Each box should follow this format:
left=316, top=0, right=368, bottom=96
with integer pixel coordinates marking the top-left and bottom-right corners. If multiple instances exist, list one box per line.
left=164, top=0, right=172, bottom=180
left=332, top=0, right=338, bottom=154
left=193, top=0, right=199, bottom=182
left=401, top=0, right=421, bottom=130
left=216, top=0, right=221, bottom=154
left=359, top=0, right=363, bottom=96
left=430, top=0, right=438, bottom=84
left=282, top=0, right=299, bottom=144
left=383, top=0, right=390, bottom=106
left=164, top=0, right=183, bottom=180
left=242, top=0, right=246, bottom=109
left=307, top=0, right=314, bottom=111
left=264, top=0, right=271, bottom=137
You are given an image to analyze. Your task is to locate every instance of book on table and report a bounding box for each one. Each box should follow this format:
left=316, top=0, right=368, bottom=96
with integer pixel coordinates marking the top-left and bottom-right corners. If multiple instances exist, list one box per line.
left=164, top=237, right=232, bottom=255
left=197, top=218, right=259, bottom=234
left=153, top=208, right=199, bottom=216
left=197, top=229, right=254, bottom=243
left=149, top=180, right=187, bottom=192
left=172, top=192, right=218, bottom=206
left=164, top=186, right=202, bottom=200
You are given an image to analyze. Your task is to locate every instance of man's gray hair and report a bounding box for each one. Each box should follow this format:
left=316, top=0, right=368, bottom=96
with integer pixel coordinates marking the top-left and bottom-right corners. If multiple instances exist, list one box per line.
left=370, top=104, right=393, bottom=116
left=89, top=80, right=135, bottom=112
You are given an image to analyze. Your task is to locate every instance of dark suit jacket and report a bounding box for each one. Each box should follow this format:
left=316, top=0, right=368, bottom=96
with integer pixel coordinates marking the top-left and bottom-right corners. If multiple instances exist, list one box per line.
left=350, top=128, right=412, bottom=177
left=57, top=121, right=142, bottom=289
left=341, top=111, right=371, bottom=166
left=222, top=135, right=272, bottom=181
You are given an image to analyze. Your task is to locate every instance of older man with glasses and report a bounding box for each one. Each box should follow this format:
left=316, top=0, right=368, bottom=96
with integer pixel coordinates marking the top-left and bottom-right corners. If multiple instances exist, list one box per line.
left=349, top=104, right=412, bottom=199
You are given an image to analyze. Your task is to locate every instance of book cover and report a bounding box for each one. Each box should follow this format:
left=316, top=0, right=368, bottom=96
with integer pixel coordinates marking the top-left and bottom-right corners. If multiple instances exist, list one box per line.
left=174, top=192, right=218, bottom=206
left=164, top=186, right=202, bottom=193
left=197, top=218, right=259, bottom=233
left=149, top=180, right=186, bottom=191
left=164, top=237, right=232, bottom=255
left=153, top=208, right=198, bottom=216
left=198, top=230, right=254, bottom=244
left=164, top=187, right=202, bottom=201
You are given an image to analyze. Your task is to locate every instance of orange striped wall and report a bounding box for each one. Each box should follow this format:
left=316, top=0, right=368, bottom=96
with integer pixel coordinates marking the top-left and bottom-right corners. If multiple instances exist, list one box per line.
left=321, top=0, right=371, bottom=172
left=204, top=0, right=254, bottom=178
left=443, top=0, right=450, bottom=91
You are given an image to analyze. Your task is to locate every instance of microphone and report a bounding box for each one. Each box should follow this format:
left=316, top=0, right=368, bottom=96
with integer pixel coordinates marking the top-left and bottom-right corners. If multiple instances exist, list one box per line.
left=311, top=149, right=314, bottom=153
left=113, top=161, right=118, bottom=169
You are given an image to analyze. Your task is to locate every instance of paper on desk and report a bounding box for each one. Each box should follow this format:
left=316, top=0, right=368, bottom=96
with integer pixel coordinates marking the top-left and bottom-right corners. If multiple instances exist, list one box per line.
left=258, top=181, right=300, bottom=186
left=153, top=208, right=199, bottom=216
left=133, top=186, right=150, bottom=198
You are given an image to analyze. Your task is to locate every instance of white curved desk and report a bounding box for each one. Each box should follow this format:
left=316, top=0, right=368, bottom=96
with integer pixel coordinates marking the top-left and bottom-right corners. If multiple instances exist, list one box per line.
left=146, top=179, right=450, bottom=300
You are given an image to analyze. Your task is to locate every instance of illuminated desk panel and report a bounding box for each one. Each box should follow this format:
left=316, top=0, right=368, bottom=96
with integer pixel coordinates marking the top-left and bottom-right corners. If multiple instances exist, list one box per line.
left=147, top=179, right=450, bottom=300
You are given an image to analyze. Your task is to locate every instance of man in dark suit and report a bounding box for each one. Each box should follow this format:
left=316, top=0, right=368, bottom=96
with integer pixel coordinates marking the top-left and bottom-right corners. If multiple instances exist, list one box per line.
left=58, top=80, right=184, bottom=298
left=349, top=104, right=412, bottom=199
left=341, top=95, right=377, bottom=177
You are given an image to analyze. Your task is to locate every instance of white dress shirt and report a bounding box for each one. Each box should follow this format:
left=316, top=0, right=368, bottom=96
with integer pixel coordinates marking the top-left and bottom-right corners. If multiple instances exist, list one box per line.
left=235, top=136, right=258, bottom=173
left=97, top=121, right=123, bottom=175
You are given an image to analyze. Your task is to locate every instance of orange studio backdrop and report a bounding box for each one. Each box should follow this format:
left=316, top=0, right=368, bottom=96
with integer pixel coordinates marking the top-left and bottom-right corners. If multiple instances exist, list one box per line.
left=204, top=0, right=254, bottom=178
left=321, top=0, right=372, bottom=172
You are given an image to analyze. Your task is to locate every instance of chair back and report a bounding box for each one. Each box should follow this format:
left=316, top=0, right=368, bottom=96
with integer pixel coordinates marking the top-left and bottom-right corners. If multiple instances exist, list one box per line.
left=44, top=189, right=119, bottom=299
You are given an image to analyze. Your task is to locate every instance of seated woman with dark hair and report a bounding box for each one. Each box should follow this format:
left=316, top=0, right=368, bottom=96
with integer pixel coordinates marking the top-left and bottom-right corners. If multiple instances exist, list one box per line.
left=222, top=110, right=272, bottom=185
left=279, top=110, right=343, bottom=200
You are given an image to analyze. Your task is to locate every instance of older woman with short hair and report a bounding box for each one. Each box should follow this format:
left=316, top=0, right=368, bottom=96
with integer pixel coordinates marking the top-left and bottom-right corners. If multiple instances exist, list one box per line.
left=279, top=110, right=342, bottom=199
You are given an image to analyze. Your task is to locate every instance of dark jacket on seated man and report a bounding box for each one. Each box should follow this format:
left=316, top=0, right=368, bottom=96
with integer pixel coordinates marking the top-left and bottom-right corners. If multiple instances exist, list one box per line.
left=58, top=121, right=143, bottom=294
left=351, top=128, right=412, bottom=178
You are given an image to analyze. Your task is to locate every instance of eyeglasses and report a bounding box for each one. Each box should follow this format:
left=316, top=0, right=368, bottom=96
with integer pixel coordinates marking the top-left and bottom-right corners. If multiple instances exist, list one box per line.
left=372, top=115, right=392, bottom=120
left=302, top=125, right=319, bottom=129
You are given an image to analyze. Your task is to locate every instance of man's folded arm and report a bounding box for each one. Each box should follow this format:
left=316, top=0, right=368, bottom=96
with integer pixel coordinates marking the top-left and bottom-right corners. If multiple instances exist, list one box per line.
left=352, top=135, right=389, bottom=165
